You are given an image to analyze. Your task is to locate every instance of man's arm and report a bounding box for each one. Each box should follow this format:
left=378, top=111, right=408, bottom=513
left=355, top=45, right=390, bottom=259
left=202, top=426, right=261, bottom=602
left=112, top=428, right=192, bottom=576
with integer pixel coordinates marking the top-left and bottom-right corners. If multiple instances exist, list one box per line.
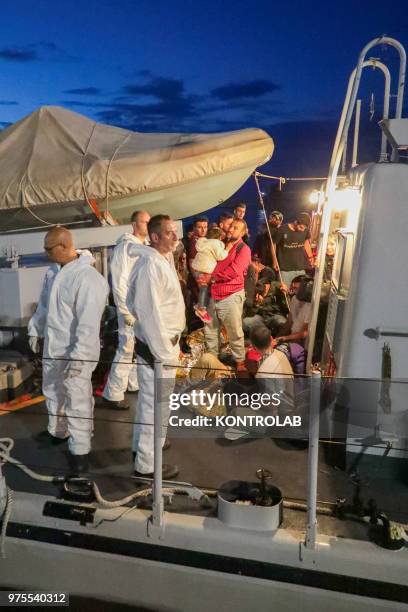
left=304, top=239, right=314, bottom=266
left=110, top=243, right=132, bottom=316
left=271, top=229, right=281, bottom=271
left=70, top=271, right=109, bottom=362
left=27, top=270, right=53, bottom=338
left=213, top=243, right=251, bottom=282
left=277, top=323, right=308, bottom=345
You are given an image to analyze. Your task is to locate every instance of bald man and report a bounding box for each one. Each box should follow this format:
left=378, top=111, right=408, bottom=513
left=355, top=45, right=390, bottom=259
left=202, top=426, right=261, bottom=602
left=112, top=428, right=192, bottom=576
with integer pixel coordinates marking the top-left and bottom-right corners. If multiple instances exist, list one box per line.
left=28, top=227, right=109, bottom=474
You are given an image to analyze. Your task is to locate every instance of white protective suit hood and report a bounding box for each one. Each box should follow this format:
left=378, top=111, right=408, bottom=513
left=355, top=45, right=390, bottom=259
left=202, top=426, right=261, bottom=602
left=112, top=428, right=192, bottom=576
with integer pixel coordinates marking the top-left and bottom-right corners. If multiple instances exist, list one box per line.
left=110, top=232, right=146, bottom=316
left=126, top=243, right=185, bottom=364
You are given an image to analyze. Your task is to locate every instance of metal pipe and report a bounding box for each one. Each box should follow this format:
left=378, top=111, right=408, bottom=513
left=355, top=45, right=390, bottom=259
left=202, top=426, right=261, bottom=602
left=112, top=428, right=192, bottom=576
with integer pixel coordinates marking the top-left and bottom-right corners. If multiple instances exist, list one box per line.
left=341, top=60, right=391, bottom=166
left=305, top=370, right=321, bottom=550
left=364, top=327, right=408, bottom=340
left=152, top=360, right=164, bottom=529
left=101, top=246, right=108, bottom=281
left=352, top=100, right=361, bottom=167
left=0, top=464, right=6, bottom=516
left=341, top=134, right=348, bottom=173
left=306, top=39, right=405, bottom=373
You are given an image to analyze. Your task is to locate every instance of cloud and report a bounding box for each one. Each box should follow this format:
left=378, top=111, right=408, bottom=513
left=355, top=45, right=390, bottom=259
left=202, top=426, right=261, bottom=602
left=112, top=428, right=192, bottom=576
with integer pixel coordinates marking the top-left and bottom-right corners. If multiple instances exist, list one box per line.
left=0, top=47, right=37, bottom=62
left=122, top=76, right=185, bottom=101
left=0, top=42, right=76, bottom=63
left=95, top=74, right=202, bottom=130
left=63, top=87, right=102, bottom=96
left=211, top=79, right=280, bottom=101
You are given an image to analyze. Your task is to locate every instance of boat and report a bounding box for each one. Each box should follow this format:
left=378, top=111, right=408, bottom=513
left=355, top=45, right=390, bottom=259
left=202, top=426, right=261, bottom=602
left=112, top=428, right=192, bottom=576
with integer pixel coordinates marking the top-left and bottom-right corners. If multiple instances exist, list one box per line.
left=1, top=36, right=408, bottom=611
left=0, top=106, right=273, bottom=232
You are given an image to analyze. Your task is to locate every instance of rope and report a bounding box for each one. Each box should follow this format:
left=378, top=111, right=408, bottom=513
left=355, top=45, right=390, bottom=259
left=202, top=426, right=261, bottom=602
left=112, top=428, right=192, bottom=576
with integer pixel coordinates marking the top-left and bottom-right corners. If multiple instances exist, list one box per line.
left=24, top=206, right=54, bottom=226
left=255, top=171, right=328, bottom=182
left=253, top=173, right=291, bottom=310
left=104, top=133, right=131, bottom=216
left=0, top=439, right=61, bottom=483
left=80, top=122, right=106, bottom=223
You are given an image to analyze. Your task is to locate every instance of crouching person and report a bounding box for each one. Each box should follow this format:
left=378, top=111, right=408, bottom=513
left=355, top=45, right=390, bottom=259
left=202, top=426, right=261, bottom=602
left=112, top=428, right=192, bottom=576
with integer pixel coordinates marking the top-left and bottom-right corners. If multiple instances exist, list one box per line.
left=224, top=325, right=296, bottom=442
left=28, top=227, right=109, bottom=474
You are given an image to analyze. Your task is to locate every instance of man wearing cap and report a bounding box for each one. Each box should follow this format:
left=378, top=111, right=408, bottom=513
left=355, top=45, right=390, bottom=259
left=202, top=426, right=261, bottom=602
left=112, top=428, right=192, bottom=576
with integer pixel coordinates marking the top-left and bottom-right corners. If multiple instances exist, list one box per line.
left=269, top=210, right=283, bottom=230
left=272, top=212, right=314, bottom=288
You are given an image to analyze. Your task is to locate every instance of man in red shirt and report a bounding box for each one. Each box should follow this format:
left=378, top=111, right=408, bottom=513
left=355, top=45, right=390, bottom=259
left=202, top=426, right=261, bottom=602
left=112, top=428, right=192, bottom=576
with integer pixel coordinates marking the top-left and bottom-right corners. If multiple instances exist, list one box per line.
left=204, top=219, right=251, bottom=364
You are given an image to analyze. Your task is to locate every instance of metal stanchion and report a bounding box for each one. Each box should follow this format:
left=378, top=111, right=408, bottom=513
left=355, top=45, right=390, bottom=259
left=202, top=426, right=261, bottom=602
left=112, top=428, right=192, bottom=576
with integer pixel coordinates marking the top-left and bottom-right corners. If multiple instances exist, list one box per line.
left=305, top=370, right=321, bottom=550
left=150, top=360, right=164, bottom=534
left=0, top=464, right=6, bottom=515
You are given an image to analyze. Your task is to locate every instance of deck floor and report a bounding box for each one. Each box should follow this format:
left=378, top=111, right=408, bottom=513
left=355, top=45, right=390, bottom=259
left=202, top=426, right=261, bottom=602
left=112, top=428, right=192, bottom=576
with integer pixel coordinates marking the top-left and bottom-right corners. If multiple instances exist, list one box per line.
left=2, top=391, right=408, bottom=540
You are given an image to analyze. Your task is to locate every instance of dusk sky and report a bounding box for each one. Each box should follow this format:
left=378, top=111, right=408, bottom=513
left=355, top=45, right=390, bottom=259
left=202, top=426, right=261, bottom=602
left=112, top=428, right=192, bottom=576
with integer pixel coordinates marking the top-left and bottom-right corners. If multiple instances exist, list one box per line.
left=1, top=0, right=407, bottom=183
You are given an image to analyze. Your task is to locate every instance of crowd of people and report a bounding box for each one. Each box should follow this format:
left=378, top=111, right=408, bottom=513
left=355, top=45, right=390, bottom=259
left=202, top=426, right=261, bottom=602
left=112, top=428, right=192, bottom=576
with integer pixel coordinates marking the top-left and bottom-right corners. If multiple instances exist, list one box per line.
left=178, top=205, right=315, bottom=371
left=27, top=203, right=322, bottom=479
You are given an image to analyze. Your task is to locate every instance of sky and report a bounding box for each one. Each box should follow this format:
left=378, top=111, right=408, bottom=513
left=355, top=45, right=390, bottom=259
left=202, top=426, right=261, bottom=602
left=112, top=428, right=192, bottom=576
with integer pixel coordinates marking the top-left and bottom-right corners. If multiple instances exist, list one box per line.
left=0, top=0, right=407, bottom=198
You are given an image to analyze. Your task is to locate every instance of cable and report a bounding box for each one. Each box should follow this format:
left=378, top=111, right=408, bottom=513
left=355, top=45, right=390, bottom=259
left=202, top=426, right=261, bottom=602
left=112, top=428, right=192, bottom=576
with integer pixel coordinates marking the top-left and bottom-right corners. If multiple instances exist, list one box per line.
left=255, top=171, right=328, bottom=182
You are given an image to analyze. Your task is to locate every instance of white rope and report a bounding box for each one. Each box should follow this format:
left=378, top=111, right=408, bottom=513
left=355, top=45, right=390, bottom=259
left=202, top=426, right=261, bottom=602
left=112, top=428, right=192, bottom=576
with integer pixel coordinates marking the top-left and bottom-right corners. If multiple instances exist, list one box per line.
left=104, top=133, right=131, bottom=216
left=0, top=439, right=58, bottom=483
left=24, top=205, right=55, bottom=226
left=253, top=173, right=290, bottom=310
left=255, top=171, right=327, bottom=182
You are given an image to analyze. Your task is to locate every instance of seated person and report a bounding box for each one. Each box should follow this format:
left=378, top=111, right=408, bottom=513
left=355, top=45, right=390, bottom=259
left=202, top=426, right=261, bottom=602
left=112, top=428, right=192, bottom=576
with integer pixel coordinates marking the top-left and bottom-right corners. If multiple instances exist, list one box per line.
left=243, top=275, right=288, bottom=335
left=244, top=255, right=276, bottom=316
left=224, top=325, right=295, bottom=441
left=277, top=275, right=312, bottom=347
left=190, top=351, right=233, bottom=381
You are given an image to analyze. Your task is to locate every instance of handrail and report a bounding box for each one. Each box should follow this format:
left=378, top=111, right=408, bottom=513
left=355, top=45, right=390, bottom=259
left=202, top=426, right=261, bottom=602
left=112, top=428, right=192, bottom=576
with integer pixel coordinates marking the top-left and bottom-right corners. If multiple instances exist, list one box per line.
left=306, top=37, right=406, bottom=374
left=341, top=59, right=391, bottom=171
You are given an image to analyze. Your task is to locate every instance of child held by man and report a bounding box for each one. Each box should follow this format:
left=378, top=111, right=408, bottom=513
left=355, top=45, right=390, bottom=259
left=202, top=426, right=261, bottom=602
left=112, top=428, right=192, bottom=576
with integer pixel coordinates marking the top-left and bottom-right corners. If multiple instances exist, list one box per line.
left=191, top=226, right=228, bottom=323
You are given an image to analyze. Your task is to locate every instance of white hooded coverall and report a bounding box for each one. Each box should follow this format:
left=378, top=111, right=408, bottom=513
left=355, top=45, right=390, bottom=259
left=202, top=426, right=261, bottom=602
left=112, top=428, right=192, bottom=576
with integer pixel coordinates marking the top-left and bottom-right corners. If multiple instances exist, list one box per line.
left=28, top=251, right=109, bottom=455
left=103, top=233, right=143, bottom=401
left=126, top=244, right=186, bottom=474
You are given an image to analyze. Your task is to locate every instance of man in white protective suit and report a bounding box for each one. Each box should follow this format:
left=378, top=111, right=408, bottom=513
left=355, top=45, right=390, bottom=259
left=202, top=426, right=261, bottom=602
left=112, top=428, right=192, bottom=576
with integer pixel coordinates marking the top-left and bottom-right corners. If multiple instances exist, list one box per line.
left=101, top=210, right=150, bottom=410
left=28, top=227, right=109, bottom=474
left=127, top=215, right=185, bottom=479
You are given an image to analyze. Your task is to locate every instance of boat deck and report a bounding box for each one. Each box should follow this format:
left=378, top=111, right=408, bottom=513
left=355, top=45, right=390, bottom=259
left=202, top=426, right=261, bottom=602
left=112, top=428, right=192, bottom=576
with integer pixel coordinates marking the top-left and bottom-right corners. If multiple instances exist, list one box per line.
left=2, top=392, right=408, bottom=541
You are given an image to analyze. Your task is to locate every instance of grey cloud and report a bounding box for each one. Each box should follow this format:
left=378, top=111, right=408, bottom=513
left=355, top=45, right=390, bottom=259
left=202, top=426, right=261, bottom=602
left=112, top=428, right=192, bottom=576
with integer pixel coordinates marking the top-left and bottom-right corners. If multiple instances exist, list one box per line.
left=211, top=80, right=280, bottom=101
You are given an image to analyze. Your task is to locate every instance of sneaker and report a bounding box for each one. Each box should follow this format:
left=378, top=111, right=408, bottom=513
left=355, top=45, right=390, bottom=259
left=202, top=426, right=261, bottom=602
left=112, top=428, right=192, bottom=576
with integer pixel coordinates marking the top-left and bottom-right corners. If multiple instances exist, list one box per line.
left=133, top=463, right=179, bottom=480
left=194, top=306, right=212, bottom=324
left=96, top=397, right=130, bottom=410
